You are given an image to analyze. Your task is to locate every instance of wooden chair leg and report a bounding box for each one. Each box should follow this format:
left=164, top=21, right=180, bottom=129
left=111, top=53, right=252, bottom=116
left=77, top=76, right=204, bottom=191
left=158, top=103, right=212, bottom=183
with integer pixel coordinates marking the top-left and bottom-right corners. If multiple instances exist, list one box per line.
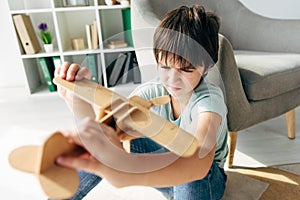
left=227, top=131, right=238, bottom=168
left=286, top=109, right=296, bottom=139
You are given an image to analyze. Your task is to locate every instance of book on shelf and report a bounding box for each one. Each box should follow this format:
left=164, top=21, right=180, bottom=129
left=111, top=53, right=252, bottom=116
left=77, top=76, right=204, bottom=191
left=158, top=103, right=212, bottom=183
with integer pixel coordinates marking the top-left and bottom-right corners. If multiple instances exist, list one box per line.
left=106, top=43, right=128, bottom=49
left=132, top=54, right=141, bottom=84
left=107, top=53, right=127, bottom=87
left=106, top=52, right=141, bottom=87
left=86, top=54, right=98, bottom=83
left=96, top=54, right=103, bottom=85
left=106, top=40, right=128, bottom=49
left=120, top=52, right=132, bottom=84
left=85, top=24, right=92, bottom=50
left=52, top=56, right=62, bottom=69
left=122, top=8, right=133, bottom=47
left=38, top=57, right=56, bottom=92
left=122, top=52, right=141, bottom=84
left=13, top=14, right=41, bottom=54
left=16, top=31, right=25, bottom=54
left=91, top=20, right=98, bottom=49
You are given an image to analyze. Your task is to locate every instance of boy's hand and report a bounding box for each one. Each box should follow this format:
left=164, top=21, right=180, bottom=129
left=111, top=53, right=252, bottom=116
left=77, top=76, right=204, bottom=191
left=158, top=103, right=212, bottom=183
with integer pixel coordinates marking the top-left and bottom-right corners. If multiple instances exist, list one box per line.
left=54, top=62, right=91, bottom=99
left=54, top=62, right=96, bottom=120
left=55, top=62, right=91, bottom=81
left=56, top=118, right=124, bottom=173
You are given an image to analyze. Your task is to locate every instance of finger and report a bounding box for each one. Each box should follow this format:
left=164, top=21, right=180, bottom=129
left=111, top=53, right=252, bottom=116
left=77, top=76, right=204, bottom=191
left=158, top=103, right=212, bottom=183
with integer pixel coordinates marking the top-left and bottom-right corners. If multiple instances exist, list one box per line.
left=56, top=156, right=101, bottom=174
left=54, top=67, right=61, bottom=78
left=75, top=67, right=92, bottom=80
left=57, top=85, right=66, bottom=98
left=81, top=119, right=122, bottom=148
left=59, top=62, right=71, bottom=79
left=82, top=118, right=110, bottom=132
left=62, top=128, right=84, bottom=146
left=81, top=119, right=112, bottom=138
left=66, top=63, right=81, bottom=81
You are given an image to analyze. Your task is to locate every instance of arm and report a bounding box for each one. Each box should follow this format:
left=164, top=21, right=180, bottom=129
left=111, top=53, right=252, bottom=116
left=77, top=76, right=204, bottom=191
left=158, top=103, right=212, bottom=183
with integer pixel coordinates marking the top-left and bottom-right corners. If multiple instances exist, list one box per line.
left=57, top=112, right=221, bottom=188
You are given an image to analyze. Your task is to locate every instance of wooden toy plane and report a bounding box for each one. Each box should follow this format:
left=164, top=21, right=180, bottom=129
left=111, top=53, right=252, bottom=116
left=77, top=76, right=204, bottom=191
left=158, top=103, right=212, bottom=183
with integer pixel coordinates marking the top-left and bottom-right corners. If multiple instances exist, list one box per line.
left=9, top=77, right=199, bottom=199
left=52, top=77, right=199, bottom=157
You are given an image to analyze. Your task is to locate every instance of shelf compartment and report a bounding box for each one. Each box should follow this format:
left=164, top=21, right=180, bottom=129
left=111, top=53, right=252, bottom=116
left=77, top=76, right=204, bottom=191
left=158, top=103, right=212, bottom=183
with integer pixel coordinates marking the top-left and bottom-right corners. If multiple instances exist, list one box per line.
left=13, top=12, right=59, bottom=56
left=20, top=53, right=62, bottom=94
left=99, top=9, right=124, bottom=43
left=56, top=10, right=97, bottom=52
left=64, top=53, right=104, bottom=85
left=100, top=8, right=133, bottom=49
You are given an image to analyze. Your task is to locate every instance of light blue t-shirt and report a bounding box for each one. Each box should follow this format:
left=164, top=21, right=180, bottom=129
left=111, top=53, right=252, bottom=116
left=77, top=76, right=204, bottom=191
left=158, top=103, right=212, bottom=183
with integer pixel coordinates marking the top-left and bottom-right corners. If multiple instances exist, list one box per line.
left=132, top=78, right=228, bottom=168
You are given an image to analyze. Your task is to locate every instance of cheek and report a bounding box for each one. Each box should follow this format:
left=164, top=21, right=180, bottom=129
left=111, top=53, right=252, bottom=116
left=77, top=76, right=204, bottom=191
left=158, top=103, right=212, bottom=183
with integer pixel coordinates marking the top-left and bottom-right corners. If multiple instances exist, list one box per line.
left=158, top=68, right=168, bottom=81
left=184, top=74, right=202, bottom=87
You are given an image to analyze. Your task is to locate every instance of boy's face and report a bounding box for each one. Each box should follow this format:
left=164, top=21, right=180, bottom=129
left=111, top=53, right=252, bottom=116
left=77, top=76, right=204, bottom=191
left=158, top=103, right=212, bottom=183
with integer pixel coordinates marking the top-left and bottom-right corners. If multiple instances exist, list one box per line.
left=158, top=55, right=204, bottom=98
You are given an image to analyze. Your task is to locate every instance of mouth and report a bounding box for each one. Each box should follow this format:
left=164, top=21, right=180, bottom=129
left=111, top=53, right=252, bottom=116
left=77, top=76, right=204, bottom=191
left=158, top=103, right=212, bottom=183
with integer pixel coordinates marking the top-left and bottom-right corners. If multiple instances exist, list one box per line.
left=166, top=85, right=181, bottom=92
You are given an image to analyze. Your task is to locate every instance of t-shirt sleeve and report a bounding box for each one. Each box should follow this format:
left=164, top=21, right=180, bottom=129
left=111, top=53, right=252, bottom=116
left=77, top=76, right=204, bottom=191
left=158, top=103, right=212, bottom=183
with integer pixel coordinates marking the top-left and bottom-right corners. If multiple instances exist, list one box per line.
left=191, top=86, right=227, bottom=120
left=130, top=81, right=165, bottom=101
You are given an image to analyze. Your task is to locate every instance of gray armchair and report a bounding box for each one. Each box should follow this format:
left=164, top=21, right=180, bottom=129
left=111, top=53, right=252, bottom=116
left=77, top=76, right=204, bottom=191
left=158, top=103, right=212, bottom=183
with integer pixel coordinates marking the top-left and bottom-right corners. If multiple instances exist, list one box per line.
left=131, top=0, right=300, bottom=167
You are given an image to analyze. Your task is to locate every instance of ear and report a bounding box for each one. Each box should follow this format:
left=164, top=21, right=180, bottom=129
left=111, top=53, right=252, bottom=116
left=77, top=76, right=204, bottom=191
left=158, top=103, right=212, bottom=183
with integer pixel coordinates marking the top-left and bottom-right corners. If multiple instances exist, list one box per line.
left=203, top=63, right=214, bottom=77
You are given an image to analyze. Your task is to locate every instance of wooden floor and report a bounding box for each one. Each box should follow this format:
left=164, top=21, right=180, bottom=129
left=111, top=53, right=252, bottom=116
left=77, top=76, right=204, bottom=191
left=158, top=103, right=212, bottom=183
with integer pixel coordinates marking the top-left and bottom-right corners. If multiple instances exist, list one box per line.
left=234, top=165, right=300, bottom=199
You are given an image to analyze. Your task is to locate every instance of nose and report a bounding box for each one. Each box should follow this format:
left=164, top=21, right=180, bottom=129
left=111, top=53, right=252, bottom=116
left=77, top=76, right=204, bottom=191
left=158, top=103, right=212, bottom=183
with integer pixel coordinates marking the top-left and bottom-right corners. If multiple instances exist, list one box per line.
left=168, top=68, right=180, bottom=83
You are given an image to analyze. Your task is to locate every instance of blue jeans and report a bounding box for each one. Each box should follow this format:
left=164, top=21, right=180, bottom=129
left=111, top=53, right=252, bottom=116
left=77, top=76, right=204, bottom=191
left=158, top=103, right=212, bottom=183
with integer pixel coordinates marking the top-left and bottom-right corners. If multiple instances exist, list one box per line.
left=69, top=138, right=227, bottom=200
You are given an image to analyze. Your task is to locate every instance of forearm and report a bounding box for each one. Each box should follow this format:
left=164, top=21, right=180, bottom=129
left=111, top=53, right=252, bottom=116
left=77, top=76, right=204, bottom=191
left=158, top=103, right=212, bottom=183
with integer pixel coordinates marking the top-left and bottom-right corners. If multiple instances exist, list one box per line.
left=65, top=95, right=96, bottom=121
left=97, top=146, right=215, bottom=188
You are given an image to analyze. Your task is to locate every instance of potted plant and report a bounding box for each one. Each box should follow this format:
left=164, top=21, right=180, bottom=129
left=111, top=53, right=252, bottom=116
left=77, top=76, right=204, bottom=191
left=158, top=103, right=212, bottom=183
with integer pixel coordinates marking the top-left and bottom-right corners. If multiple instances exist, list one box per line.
left=38, top=23, right=53, bottom=53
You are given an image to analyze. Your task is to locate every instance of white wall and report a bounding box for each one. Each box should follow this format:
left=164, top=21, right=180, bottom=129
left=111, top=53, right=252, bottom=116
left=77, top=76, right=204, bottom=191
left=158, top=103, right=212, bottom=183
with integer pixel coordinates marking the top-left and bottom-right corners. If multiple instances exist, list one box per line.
left=1, top=0, right=300, bottom=88
left=240, top=0, right=300, bottom=19
left=0, top=1, right=26, bottom=88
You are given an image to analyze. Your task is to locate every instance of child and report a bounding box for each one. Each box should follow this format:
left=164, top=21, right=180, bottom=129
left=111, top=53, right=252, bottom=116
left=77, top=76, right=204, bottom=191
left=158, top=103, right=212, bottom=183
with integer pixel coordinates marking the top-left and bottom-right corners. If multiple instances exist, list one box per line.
left=55, top=5, right=228, bottom=200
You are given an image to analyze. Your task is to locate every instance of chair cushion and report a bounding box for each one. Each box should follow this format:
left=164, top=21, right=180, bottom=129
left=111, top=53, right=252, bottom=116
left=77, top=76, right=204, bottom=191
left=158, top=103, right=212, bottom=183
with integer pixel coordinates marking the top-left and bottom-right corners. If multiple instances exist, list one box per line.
left=234, top=50, right=300, bottom=101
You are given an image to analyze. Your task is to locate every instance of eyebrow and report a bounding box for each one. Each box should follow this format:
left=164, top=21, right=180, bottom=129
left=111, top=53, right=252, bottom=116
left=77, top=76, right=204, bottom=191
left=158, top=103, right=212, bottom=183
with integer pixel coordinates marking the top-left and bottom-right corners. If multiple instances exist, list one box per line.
left=181, top=65, right=196, bottom=69
left=158, top=63, right=197, bottom=70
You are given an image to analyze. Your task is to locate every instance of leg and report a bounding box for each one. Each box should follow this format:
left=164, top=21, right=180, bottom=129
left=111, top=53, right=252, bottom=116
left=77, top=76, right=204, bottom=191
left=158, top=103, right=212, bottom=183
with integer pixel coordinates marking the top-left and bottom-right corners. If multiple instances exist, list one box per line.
left=156, top=187, right=174, bottom=200
left=227, top=131, right=238, bottom=168
left=69, top=170, right=102, bottom=200
left=131, top=138, right=174, bottom=199
left=174, top=162, right=227, bottom=200
left=286, top=109, right=296, bottom=139
left=130, top=137, right=168, bottom=154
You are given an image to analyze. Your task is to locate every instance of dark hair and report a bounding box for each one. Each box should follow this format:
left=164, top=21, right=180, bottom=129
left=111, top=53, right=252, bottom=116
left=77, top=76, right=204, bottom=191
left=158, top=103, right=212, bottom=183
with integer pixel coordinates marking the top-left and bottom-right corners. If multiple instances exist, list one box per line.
left=153, top=5, right=220, bottom=74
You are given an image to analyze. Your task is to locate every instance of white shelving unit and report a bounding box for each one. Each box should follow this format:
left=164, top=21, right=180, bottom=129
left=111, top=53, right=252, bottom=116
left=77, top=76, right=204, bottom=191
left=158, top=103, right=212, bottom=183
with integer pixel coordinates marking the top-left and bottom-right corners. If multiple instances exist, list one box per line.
left=8, top=0, right=134, bottom=95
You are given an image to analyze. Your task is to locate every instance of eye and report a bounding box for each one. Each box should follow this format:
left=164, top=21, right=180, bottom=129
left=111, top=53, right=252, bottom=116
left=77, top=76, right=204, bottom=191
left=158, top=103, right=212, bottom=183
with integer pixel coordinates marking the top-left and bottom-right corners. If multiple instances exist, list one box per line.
left=181, top=66, right=196, bottom=73
left=158, top=64, right=170, bottom=70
